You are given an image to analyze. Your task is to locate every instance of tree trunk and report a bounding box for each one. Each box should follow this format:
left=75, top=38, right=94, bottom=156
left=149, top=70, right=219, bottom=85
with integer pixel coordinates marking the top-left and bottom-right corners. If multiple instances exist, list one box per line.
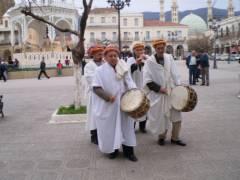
left=73, top=63, right=82, bottom=109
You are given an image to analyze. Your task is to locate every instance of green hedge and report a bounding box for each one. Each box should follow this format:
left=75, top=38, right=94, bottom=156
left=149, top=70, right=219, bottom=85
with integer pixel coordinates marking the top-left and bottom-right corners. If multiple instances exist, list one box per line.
left=57, top=105, right=87, bottom=115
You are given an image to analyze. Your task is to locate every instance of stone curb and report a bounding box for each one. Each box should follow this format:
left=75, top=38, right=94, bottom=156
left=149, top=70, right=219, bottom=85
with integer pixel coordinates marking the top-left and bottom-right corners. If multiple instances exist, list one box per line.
left=49, top=110, right=87, bottom=124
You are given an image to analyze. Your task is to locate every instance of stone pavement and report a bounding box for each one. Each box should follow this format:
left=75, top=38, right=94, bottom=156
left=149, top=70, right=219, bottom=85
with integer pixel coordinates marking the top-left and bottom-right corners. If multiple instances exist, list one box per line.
left=0, top=61, right=240, bottom=180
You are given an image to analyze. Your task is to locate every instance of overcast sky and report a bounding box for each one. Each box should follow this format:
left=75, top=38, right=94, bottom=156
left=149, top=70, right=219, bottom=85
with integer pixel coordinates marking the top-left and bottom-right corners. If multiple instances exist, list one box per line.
left=15, top=0, right=240, bottom=11
left=91, top=0, right=240, bottom=12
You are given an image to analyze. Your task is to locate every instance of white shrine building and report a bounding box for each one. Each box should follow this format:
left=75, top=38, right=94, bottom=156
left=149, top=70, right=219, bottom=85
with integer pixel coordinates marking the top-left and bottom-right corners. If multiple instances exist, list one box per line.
left=1, top=0, right=80, bottom=67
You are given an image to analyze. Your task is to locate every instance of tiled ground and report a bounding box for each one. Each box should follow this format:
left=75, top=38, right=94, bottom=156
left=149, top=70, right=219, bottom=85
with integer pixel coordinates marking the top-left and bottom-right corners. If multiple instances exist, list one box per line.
left=0, top=61, right=240, bottom=180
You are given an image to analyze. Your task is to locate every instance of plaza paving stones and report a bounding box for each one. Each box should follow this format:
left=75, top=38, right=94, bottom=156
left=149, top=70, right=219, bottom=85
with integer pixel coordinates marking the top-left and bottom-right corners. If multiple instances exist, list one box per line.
left=0, top=61, right=240, bottom=180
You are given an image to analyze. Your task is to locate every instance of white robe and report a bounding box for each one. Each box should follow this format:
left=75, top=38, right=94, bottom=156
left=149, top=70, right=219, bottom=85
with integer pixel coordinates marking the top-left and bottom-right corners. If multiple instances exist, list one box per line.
left=127, top=57, right=146, bottom=122
left=84, top=60, right=103, bottom=131
left=127, top=57, right=144, bottom=88
left=92, top=61, right=137, bottom=154
left=143, top=53, right=182, bottom=135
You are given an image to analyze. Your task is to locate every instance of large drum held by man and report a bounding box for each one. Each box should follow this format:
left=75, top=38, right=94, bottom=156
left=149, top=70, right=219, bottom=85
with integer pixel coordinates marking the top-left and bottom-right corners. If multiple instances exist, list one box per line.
left=121, top=89, right=150, bottom=120
left=170, top=86, right=198, bottom=112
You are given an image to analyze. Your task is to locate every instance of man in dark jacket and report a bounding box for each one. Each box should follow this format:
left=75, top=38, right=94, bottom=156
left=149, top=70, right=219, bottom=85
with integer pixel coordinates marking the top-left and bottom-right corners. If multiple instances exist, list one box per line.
left=186, top=50, right=197, bottom=85
left=38, top=58, right=50, bottom=80
left=200, top=50, right=210, bottom=86
left=0, top=61, right=7, bottom=82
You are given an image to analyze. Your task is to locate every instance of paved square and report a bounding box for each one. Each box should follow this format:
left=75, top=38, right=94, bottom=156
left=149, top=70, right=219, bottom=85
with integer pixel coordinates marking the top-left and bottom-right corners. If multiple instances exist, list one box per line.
left=0, top=61, right=240, bottom=180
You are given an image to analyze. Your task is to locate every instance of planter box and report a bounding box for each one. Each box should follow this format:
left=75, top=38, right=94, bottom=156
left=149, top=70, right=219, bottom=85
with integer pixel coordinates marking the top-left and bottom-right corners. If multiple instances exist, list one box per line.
left=49, top=110, right=87, bottom=124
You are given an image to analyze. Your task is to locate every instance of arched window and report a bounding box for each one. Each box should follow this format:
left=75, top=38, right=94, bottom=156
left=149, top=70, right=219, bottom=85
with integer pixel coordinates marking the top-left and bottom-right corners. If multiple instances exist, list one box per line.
left=232, top=24, right=235, bottom=35
left=226, top=26, right=230, bottom=36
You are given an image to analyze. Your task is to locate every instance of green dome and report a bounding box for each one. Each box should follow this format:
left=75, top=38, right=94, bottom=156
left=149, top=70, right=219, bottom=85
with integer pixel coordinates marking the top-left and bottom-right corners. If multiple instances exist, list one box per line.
left=180, top=13, right=208, bottom=36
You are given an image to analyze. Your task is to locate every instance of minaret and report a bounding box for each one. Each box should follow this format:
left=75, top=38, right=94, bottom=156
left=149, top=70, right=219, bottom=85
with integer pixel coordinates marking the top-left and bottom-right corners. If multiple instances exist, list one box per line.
left=228, top=0, right=235, bottom=18
left=171, top=0, right=179, bottom=23
left=207, top=0, right=213, bottom=21
left=207, top=0, right=213, bottom=28
left=160, top=0, right=165, bottom=22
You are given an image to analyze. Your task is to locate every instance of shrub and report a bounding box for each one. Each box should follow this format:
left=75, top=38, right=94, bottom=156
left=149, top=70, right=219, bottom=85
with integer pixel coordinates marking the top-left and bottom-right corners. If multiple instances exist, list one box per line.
left=57, top=104, right=87, bottom=115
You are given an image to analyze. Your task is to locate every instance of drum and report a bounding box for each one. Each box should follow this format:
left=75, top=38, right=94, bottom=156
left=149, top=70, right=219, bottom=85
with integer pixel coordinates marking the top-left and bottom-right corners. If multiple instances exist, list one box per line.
left=121, top=89, right=150, bottom=120
left=170, top=86, right=198, bottom=112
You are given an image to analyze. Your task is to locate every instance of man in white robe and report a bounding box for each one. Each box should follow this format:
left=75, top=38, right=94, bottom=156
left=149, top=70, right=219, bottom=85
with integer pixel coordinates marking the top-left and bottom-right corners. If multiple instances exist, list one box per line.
left=127, top=42, right=148, bottom=133
left=143, top=39, right=186, bottom=146
left=84, top=45, right=104, bottom=145
left=92, top=45, right=138, bottom=161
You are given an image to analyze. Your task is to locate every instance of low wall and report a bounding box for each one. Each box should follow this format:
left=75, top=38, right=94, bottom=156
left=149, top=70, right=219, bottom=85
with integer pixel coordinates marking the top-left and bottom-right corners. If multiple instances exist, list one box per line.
left=8, top=68, right=74, bottom=80
left=13, top=52, right=73, bottom=68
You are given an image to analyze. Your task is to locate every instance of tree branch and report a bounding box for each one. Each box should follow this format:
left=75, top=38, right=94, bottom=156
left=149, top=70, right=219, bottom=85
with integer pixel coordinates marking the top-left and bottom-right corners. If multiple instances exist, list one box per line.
left=21, top=8, right=80, bottom=36
left=72, top=0, right=93, bottom=64
left=79, top=0, right=93, bottom=42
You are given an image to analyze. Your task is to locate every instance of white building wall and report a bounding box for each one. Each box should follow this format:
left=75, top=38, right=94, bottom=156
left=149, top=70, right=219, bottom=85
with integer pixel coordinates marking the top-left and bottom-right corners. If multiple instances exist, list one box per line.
left=85, top=11, right=188, bottom=52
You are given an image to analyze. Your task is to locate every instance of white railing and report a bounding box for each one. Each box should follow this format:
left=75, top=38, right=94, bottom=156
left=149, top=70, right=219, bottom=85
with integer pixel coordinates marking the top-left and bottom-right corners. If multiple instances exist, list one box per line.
left=13, top=52, right=73, bottom=68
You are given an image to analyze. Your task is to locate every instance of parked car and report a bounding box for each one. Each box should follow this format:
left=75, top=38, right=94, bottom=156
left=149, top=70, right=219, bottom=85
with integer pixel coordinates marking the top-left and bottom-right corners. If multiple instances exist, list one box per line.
left=220, top=54, right=229, bottom=61
left=230, top=54, right=240, bottom=61
left=209, top=54, right=221, bottom=60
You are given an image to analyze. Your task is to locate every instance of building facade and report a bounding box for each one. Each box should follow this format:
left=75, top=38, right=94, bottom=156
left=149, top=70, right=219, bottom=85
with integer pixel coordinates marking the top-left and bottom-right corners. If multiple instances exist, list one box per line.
left=215, top=16, right=240, bottom=55
left=0, top=0, right=79, bottom=67
left=85, top=8, right=189, bottom=59
left=0, top=14, right=12, bottom=60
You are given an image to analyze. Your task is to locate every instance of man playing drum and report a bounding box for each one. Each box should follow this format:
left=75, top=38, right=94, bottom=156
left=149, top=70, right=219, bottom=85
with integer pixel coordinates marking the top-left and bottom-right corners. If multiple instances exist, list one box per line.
left=143, top=39, right=186, bottom=146
left=92, top=45, right=138, bottom=161
left=127, top=42, right=148, bottom=133
left=84, top=45, right=105, bottom=145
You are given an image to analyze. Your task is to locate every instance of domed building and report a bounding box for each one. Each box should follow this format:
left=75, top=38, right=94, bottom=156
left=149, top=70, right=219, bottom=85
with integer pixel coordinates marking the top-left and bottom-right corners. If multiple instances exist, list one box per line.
left=180, top=13, right=208, bottom=37
left=0, top=0, right=80, bottom=67
left=8, top=0, right=79, bottom=52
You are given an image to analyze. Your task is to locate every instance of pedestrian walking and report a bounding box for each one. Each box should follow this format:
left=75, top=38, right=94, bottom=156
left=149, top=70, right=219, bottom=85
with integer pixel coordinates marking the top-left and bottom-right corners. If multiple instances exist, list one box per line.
left=200, top=50, right=210, bottom=86
left=56, top=60, right=63, bottom=76
left=0, top=61, right=7, bottom=82
left=92, top=45, right=138, bottom=161
left=127, top=42, right=148, bottom=133
left=38, top=58, right=50, bottom=80
left=65, top=56, right=70, bottom=66
left=84, top=45, right=104, bottom=145
left=143, top=39, right=186, bottom=146
left=186, top=50, right=198, bottom=85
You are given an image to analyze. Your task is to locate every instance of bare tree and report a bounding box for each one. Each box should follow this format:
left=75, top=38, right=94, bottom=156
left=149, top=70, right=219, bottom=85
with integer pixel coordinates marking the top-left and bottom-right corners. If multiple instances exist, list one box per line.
left=188, top=34, right=213, bottom=53
left=21, top=0, right=93, bottom=108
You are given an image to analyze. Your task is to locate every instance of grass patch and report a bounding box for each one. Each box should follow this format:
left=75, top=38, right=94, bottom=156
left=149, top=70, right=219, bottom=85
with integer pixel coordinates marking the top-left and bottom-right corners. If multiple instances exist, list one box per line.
left=57, top=105, right=87, bottom=115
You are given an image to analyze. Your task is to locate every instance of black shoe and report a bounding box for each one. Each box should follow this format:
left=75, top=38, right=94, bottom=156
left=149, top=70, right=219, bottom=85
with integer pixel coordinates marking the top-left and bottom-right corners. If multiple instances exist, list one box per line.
left=108, top=150, right=119, bottom=159
left=90, top=130, right=98, bottom=145
left=91, top=136, right=98, bottom=145
left=171, top=139, right=186, bottom=146
left=158, top=139, right=165, bottom=146
left=122, top=145, right=138, bottom=162
left=201, top=84, right=205, bottom=86
left=125, top=154, right=138, bottom=162
left=140, top=128, right=147, bottom=133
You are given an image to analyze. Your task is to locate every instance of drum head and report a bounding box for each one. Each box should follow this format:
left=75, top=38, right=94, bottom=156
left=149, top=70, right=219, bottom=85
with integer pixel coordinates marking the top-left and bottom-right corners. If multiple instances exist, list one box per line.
left=171, top=86, right=188, bottom=111
left=121, top=89, right=144, bottom=112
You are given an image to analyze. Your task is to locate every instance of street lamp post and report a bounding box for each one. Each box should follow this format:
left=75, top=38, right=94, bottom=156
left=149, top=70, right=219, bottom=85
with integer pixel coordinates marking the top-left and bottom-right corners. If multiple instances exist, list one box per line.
left=209, top=18, right=220, bottom=69
left=107, top=0, right=131, bottom=51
